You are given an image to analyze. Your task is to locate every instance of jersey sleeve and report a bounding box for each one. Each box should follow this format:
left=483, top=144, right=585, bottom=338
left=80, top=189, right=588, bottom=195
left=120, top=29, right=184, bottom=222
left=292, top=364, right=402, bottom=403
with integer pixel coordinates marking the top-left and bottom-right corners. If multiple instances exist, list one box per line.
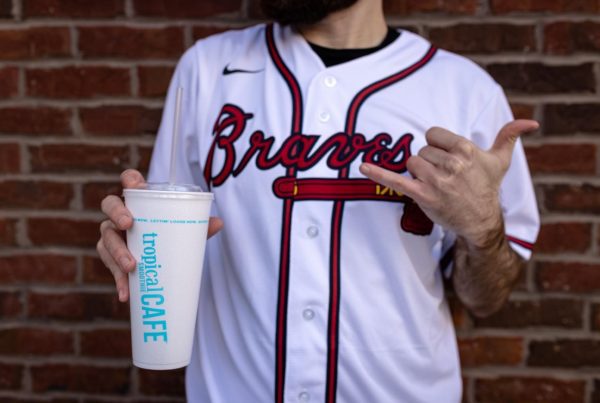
left=470, top=84, right=540, bottom=260
left=147, top=46, right=204, bottom=188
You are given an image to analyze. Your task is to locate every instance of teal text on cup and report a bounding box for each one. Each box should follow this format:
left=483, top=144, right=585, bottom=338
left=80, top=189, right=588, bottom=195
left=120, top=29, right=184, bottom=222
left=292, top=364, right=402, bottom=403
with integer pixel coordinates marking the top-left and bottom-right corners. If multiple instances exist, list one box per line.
left=138, top=232, right=168, bottom=343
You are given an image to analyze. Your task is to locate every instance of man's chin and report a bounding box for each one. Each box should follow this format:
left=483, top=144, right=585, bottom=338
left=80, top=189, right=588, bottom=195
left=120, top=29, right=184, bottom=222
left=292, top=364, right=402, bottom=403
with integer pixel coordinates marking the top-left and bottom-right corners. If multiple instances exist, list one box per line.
left=260, top=0, right=359, bottom=25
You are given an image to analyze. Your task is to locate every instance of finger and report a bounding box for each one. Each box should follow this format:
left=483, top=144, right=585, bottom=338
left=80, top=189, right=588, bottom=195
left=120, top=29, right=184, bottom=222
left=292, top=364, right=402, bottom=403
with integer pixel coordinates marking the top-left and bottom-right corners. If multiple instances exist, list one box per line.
left=425, top=127, right=462, bottom=151
left=417, top=145, right=449, bottom=167
left=406, top=155, right=440, bottom=185
left=359, top=163, right=426, bottom=202
left=97, top=239, right=130, bottom=302
left=100, top=221, right=136, bottom=272
left=208, top=217, right=224, bottom=239
left=101, top=195, right=133, bottom=231
left=490, top=119, right=539, bottom=165
left=121, top=169, right=146, bottom=189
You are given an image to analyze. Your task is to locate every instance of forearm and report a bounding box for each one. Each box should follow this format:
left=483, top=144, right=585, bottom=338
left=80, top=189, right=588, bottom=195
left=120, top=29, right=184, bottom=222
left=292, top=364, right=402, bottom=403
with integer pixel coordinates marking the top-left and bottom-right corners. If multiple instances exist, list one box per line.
left=452, top=213, right=525, bottom=318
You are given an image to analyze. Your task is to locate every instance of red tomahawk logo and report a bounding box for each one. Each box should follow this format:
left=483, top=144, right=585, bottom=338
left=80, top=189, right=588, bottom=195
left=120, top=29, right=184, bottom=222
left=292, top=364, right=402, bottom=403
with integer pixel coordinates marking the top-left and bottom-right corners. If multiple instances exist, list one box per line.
left=272, top=177, right=433, bottom=236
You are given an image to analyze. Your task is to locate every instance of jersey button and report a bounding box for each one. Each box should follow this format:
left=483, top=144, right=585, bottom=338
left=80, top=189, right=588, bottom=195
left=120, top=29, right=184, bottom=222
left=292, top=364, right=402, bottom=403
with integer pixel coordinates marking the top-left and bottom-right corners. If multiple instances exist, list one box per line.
left=302, top=308, right=315, bottom=321
left=306, top=226, right=319, bottom=238
left=318, top=112, right=330, bottom=123
left=324, top=76, right=337, bottom=87
left=298, top=391, right=310, bottom=402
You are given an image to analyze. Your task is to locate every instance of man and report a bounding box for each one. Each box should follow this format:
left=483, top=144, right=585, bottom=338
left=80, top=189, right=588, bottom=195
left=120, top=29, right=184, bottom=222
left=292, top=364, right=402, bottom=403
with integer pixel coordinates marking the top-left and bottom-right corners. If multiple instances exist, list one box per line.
left=97, top=0, right=540, bottom=401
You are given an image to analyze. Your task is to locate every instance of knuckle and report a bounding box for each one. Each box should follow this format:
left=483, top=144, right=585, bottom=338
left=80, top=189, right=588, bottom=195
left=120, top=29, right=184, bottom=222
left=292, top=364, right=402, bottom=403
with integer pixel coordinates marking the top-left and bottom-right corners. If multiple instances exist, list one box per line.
left=455, top=139, right=475, bottom=158
left=444, top=155, right=464, bottom=175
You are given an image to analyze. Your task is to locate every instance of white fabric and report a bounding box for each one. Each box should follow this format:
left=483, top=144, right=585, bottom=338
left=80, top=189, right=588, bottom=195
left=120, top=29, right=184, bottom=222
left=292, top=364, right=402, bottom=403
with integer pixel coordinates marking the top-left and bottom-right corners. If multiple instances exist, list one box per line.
left=147, top=24, right=540, bottom=403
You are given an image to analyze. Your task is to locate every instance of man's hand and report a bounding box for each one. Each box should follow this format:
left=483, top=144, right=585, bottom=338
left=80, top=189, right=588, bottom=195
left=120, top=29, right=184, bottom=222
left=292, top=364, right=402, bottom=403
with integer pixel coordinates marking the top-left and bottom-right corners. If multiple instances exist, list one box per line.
left=359, top=120, right=539, bottom=245
left=359, top=120, right=539, bottom=317
left=96, top=169, right=224, bottom=302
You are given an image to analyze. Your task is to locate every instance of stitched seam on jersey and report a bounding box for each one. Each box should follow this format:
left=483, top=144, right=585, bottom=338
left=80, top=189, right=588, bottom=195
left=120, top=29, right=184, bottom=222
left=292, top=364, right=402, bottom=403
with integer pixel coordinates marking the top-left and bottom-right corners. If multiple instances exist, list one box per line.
left=326, top=45, right=438, bottom=403
left=266, top=23, right=304, bottom=403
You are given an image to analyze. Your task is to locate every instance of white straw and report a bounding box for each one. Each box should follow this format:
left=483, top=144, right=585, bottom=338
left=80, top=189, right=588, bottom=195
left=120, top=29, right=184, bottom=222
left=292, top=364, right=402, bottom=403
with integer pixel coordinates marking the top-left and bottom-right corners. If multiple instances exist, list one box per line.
left=169, top=87, right=184, bottom=185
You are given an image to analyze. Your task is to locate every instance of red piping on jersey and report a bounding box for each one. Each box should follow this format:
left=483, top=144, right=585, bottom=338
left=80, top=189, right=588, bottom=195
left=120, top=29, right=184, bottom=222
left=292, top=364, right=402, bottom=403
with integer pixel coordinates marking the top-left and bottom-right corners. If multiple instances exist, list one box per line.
left=326, top=45, right=438, bottom=403
left=507, top=235, right=534, bottom=250
left=266, top=24, right=304, bottom=403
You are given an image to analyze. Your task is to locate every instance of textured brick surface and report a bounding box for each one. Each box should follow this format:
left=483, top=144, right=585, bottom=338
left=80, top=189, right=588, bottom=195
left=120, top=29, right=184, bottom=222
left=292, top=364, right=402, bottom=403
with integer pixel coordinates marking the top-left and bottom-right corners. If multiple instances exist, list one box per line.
left=0, top=1, right=598, bottom=402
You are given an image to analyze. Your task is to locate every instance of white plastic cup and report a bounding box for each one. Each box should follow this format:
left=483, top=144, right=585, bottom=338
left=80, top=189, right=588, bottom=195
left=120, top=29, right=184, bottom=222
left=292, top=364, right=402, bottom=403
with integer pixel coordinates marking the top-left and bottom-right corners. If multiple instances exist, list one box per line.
left=123, top=183, right=213, bottom=370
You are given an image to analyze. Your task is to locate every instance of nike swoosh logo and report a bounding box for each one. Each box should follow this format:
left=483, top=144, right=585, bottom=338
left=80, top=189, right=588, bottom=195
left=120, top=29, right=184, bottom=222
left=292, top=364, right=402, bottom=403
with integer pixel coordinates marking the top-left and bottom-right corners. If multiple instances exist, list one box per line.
left=222, top=64, right=264, bottom=75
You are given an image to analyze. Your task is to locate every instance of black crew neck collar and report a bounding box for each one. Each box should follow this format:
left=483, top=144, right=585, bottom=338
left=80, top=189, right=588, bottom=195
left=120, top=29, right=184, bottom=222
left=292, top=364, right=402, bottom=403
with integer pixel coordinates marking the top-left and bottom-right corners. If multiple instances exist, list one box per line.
left=307, top=27, right=401, bottom=68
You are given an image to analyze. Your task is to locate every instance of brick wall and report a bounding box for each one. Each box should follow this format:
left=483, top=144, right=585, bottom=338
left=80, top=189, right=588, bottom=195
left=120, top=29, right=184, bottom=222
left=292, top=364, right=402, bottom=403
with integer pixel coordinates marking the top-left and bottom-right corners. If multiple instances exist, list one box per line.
left=0, top=0, right=598, bottom=401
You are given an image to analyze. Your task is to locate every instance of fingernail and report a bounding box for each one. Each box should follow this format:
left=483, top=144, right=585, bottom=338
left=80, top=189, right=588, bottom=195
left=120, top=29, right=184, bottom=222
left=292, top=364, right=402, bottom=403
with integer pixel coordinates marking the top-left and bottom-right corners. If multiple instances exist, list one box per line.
left=361, top=164, right=371, bottom=174
left=119, top=256, right=131, bottom=270
left=118, top=215, right=130, bottom=228
left=118, top=288, right=125, bottom=301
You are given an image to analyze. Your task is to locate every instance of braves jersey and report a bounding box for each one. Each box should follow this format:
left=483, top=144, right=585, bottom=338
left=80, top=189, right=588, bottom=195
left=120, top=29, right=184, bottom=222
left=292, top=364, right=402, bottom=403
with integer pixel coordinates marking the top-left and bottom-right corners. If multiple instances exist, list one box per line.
left=147, top=23, right=540, bottom=403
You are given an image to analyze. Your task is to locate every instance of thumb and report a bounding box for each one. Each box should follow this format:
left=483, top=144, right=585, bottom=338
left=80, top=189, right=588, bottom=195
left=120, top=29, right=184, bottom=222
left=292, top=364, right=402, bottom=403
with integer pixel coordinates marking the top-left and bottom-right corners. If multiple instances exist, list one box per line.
left=120, top=169, right=146, bottom=189
left=490, top=119, right=539, bottom=165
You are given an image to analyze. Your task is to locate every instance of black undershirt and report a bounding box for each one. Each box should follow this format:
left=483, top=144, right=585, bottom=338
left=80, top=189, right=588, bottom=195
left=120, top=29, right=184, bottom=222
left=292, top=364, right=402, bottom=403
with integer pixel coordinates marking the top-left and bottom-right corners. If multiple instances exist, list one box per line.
left=308, top=27, right=400, bottom=67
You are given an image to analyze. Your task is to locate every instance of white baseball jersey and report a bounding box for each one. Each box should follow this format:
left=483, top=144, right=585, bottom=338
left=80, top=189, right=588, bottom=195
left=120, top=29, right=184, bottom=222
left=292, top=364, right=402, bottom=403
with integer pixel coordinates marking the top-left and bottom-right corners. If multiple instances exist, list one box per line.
left=147, top=23, right=540, bottom=403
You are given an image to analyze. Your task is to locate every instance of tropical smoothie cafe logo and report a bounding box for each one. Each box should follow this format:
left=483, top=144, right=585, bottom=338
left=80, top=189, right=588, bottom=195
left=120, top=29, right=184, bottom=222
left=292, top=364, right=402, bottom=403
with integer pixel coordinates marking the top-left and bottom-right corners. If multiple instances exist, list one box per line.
left=138, top=232, right=168, bottom=343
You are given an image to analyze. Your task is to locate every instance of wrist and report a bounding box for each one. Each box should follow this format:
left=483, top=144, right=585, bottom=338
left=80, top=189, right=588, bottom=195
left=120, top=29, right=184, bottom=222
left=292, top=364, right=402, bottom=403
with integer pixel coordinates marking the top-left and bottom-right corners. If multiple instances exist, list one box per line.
left=459, top=207, right=505, bottom=250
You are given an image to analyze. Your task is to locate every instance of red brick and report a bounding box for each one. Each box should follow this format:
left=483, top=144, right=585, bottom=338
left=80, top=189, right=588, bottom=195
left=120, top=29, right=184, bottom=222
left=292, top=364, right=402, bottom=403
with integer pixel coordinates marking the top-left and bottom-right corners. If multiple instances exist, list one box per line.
left=510, top=104, right=535, bottom=120
left=474, top=298, right=583, bottom=328
left=534, top=222, right=592, bottom=253
left=137, top=145, right=153, bottom=173
left=0, top=107, right=71, bottom=135
left=137, top=65, right=174, bottom=98
left=545, top=21, right=600, bottom=54
left=82, top=181, right=122, bottom=210
left=80, top=106, right=161, bottom=135
left=475, top=377, right=585, bottom=403
left=27, top=292, right=128, bottom=321
left=82, top=255, right=114, bottom=284
left=134, top=0, right=241, bottom=18
left=79, top=26, right=184, bottom=59
left=536, top=261, right=600, bottom=292
left=80, top=328, right=131, bottom=357
left=383, top=0, right=479, bottom=15
left=0, top=254, right=77, bottom=284
left=592, top=380, right=600, bottom=403
left=0, top=327, right=73, bottom=355
left=491, top=0, right=600, bottom=13
left=31, top=364, right=129, bottom=394
left=30, top=144, right=129, bottom=173
left=525, top=144, right=596, bottom=175
left=28, top=218, right=101, bottom=247
left=23, top=0, right=124, bottom=18
left=458, top=337, right=523, bottom=367
left=138, top=368, right=185, bottom=396
left=543, top=184, right=600, bottom=214
left=0, top=218, right=17, bottom=246
left=0, top=27, right=70, bottom=60
left=488, top=63, right=595, bottom=94
left=428, top=24, right=535, bottom=54
left=0, top=0, right=11, bottom=17
left=544, top=103, right=600, bottom=134
left=0, top=181, right=73, bottom=209
left=26, top=66, right=130, bottom=99
left=590, top=304, right=600, bottom=330
left=0, top=143, right=20, bottom=173
left=0, top=363, right=23, bottom=390
left=0, top=291, right=22, bottom=318
left=528, top=339, right=600, bottom=367
left=191, top=25, right=231, bottom=41
left=0, top=67, right=18, bottom=98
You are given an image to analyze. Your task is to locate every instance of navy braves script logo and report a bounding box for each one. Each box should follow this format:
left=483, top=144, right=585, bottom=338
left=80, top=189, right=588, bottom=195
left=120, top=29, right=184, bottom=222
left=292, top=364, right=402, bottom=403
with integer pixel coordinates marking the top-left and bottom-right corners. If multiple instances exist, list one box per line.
left=204, top=104, right=433, bottom=235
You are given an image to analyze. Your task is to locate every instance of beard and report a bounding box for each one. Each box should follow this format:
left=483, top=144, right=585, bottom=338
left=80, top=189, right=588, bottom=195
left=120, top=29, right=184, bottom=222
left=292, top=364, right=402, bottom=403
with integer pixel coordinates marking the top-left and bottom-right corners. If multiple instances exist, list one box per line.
left=260, top=0, right=359, bottom=25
